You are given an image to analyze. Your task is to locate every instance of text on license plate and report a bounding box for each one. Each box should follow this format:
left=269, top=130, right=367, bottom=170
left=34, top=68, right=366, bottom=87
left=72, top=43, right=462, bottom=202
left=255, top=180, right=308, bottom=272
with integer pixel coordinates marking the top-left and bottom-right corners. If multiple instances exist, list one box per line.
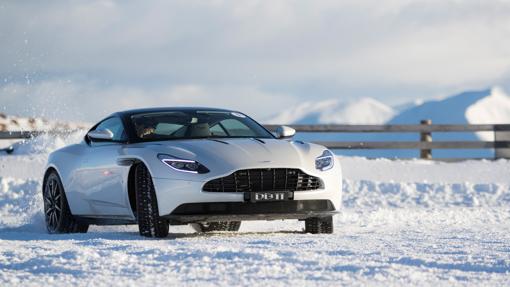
left=248, top=192, right=293, bottom=202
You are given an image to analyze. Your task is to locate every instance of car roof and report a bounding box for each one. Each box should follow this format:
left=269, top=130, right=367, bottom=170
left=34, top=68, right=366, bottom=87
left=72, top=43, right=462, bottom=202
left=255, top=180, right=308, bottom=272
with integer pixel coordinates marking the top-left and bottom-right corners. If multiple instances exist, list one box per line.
left=90, top=107, right=272, bottom=143
left=113, top=107, right=237, bottom=118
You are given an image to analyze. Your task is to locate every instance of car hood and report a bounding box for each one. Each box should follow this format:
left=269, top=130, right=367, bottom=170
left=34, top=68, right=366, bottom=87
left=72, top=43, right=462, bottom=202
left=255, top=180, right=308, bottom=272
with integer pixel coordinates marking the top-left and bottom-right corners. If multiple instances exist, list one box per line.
left=128, top=138, right=326, bottom=178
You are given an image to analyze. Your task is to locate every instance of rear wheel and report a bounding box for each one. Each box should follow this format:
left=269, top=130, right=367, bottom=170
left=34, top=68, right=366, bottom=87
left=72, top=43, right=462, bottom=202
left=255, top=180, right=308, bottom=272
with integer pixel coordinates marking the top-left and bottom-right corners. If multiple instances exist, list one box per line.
left=191, top=221, right=241, bottom=233
left=135, top=164, right=169, bottom=238
left=43, top=172, right=89, bottom=234
left=304, top=216, right=333, bottom=234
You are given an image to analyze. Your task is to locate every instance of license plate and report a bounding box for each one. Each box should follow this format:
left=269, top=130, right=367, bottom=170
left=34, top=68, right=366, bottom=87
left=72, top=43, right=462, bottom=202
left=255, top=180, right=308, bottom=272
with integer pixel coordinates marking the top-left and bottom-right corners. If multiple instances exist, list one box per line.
left=246, top=192, right=293, bottom=203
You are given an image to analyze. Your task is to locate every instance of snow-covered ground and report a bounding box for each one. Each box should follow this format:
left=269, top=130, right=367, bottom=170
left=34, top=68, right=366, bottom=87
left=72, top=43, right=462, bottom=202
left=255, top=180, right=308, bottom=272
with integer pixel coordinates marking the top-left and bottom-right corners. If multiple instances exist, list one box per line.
left=1, top=135, right=510, bottom=286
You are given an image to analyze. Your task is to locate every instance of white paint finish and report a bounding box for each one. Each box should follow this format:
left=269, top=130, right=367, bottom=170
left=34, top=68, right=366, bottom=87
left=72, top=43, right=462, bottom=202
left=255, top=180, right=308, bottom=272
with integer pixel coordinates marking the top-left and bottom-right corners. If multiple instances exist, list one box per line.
left=46, top=135, right=340, bottom=219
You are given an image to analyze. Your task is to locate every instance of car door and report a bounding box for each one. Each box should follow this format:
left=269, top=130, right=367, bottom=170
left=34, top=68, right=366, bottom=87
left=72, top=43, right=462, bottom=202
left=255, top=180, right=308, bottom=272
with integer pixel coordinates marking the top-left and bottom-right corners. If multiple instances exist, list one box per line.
left=73, top=117, right=132, bottom=217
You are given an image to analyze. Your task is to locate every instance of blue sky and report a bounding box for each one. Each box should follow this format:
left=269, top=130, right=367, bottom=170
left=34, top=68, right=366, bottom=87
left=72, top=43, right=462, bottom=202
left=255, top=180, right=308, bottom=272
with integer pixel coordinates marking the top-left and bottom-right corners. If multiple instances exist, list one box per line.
left=1, top=0, right=510, bottom=122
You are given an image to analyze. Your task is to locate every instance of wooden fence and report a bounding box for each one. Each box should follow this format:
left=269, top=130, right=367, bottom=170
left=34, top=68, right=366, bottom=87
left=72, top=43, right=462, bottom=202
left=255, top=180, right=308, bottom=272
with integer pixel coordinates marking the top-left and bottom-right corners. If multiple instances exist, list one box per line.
left=2, top=120, right=510, bottom=160
left=264, top=120, right=510, bottom=160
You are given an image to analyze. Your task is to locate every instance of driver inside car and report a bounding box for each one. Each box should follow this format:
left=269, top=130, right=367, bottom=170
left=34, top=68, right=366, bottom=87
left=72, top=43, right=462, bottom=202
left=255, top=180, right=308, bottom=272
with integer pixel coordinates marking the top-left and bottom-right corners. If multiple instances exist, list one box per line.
left=137, top=125, right=155, bottom=139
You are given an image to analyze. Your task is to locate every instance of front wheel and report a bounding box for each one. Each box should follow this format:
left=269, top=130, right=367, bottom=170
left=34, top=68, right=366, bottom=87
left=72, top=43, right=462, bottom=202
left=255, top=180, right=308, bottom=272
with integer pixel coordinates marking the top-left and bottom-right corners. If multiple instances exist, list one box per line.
left=135, top=164, right=169, bottom=238
left=304, top=216, right=333, bottom=234
left=43, top=172, right=89, bottom=234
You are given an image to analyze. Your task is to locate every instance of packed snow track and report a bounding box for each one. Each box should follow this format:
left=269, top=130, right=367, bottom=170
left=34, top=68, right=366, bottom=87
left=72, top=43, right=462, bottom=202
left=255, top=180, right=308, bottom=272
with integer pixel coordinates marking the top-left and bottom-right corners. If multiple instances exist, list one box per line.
left=0, top=134, right=509, bottom=286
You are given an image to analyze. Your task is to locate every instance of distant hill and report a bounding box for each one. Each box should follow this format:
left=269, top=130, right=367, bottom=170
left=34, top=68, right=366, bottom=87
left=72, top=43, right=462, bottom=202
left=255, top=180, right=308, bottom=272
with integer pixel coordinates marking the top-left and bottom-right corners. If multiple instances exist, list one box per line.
left=266, top=98, right=395, bottom=125
left=389, top=87, right=510, bottom=125
left=268, top=87, right=510, bottom=127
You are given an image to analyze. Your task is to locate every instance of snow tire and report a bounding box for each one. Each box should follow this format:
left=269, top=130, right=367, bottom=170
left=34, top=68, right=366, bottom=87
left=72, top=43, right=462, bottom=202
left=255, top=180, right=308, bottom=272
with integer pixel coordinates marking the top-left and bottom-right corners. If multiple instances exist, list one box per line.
left=305, top=216, right=333, bottom=234
left=192, top=221, right=241, bottom=233
left=135, top=164, right=169, bottom=238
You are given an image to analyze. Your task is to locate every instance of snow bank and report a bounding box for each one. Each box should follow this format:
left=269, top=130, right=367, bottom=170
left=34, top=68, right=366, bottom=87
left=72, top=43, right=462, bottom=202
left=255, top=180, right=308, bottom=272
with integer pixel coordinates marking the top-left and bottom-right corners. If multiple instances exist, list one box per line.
left=340, top=157, right=510, bottom=184
left=0, top=177, right=43, bottom=231
left=0, top=131, right=87, bottom=229
left=343, top=180, right=510, bottom=209
left=340, top=157, right=510, bottom=209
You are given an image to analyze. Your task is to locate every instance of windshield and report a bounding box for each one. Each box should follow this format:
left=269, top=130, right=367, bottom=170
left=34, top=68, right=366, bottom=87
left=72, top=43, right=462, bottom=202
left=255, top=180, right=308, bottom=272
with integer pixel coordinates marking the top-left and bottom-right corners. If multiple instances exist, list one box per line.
left=130, top=110, right=273, bottom=141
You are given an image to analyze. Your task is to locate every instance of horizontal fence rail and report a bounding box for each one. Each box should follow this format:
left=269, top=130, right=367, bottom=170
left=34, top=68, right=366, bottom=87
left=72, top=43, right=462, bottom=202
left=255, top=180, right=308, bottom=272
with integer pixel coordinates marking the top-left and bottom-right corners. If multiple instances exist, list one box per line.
left=264, top=121, right=510, bottom=160
left=263, top=124, right=510, bottom=133
left=0, top=131, right=48, bottom=139
left=2, top=121, right=510, bottom=160
left=311, top=141, right=510, bottom=149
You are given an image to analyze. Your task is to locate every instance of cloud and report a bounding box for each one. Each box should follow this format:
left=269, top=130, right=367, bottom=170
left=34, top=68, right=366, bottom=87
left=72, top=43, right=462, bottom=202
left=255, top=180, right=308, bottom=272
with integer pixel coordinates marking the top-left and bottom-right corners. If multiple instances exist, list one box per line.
left=0, top=79, right=296, bottom=122
left=1, top=0, right=510, bottom=120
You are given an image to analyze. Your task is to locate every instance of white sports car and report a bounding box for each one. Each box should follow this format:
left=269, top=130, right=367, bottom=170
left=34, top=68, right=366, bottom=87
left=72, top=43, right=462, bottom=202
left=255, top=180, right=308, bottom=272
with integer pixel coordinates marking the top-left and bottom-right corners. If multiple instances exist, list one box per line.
left=43, top=108, right=342, bottom=237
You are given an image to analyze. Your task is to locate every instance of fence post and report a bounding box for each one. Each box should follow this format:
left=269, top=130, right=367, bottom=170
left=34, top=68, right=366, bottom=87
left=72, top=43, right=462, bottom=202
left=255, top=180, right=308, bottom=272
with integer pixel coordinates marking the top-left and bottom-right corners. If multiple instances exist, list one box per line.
left=420, top=119, right=432, bottom=159
left=495, top=125, right=510, bottom=159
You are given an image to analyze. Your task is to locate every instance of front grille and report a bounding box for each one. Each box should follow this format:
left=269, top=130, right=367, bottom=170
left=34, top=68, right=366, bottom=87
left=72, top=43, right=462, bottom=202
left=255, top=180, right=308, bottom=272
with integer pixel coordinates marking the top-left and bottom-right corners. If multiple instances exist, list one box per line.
left=202, top=168, right=323, bottom=193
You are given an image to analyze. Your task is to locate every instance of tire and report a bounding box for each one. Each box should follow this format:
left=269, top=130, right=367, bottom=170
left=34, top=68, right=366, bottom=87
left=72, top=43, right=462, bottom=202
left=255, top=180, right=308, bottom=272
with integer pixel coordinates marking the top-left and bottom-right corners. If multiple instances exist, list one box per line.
left=43, top=172, right=89, bottom=234
left=191, top=221, right=241, bottom=233
left=304, top=216, right=333, bottom=234
left=135, top=164, right=169, bottom=238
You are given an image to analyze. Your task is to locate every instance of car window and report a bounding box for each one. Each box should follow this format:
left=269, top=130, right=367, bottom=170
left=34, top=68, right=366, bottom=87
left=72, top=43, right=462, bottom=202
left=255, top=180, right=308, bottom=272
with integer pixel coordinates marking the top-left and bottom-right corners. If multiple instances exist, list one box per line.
left=94, top=117, right=127, bottom=142
left=210, top=123, right=227, bottom=136
left=154, top=123, right=183, bottom=136
left=216, top=119, right=257, bottom=137
left=130, top=111, right=273, bottom=141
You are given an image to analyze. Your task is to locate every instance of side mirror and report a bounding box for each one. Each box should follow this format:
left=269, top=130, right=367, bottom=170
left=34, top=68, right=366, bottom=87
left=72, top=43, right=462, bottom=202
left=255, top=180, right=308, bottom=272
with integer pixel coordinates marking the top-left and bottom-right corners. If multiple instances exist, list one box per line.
left=275, top=125, right=296, bottom=139
left=87, top=129, right=114, bottom=141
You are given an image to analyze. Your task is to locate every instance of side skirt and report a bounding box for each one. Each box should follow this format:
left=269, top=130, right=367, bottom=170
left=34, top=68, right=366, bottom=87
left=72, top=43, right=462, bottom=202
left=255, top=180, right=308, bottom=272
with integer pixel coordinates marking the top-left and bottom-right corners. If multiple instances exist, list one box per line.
left=74, top=215, right=137, bottom=225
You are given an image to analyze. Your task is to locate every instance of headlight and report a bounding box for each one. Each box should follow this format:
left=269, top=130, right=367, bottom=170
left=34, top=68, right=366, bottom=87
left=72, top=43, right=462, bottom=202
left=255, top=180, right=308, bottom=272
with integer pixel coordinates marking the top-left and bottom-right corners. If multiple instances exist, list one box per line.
left=315, top=150, right=334, bottom=171
left=158, top=154, right=209, bottom=174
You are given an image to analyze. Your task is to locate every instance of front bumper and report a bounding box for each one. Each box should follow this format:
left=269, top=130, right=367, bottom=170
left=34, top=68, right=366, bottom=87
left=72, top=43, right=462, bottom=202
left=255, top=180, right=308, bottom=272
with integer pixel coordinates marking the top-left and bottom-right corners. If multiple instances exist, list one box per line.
left=152, top=172, right=342, bottom=219
left=163, top=200, right=337, bottom=223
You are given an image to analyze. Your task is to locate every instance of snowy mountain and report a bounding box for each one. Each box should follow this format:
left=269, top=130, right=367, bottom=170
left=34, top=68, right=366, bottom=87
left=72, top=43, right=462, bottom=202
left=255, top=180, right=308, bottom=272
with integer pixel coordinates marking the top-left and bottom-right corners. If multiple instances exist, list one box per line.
left=389, top=87, right=510, bottom=125
left=268, top=87, right=510, bottom=126
left=388, top=87, right=510, bottom=143
left=266, top=98, right=395, bottom=124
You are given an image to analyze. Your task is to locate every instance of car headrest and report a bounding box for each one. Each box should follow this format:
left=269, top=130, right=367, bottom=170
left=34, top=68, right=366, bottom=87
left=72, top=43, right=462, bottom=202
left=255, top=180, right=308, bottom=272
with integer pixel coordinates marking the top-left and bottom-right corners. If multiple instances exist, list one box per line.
left=187, top=123, right=211, bottom=137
